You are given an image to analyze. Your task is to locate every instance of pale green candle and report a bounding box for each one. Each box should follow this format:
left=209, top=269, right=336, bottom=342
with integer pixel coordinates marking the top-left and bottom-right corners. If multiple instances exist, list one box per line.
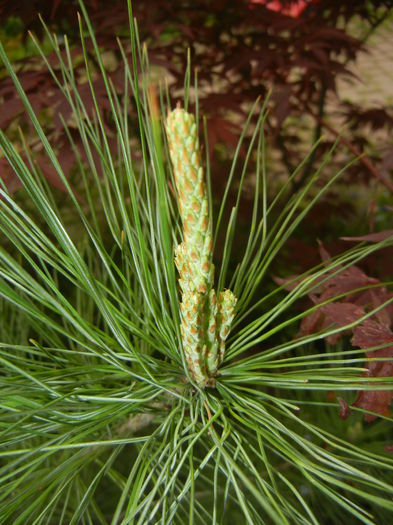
left=166, top=107, right=236, bottom=385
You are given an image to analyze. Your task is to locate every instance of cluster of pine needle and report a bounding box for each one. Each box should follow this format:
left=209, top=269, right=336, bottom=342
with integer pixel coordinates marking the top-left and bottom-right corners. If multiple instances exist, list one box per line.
left=0, top=2, right=393, bottom=523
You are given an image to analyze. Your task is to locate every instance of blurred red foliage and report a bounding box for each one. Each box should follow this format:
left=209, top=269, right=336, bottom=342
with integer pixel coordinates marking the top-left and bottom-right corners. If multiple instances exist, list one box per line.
left=278, top=243, right=393, bottom=421
left=1, top=0, right=392, bottom=193
left=250, top=0, right=314, bottom=18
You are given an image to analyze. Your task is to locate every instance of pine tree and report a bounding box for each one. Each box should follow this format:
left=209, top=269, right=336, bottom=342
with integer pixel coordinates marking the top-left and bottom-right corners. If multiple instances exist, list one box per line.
left=0, top=2, right=392, bottom=523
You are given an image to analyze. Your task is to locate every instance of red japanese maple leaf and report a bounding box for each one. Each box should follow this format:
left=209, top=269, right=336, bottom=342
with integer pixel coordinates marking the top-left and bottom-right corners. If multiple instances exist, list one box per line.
left=351, top=320, right=393, bottom=422
left=278, top=244, right=393, bottom=421
left=249, top=0, right=315, bottom=18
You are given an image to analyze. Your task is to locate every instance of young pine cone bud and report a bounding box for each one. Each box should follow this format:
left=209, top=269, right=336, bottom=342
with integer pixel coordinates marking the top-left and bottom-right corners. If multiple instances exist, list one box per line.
left=166, top=106, right=236, bottom=386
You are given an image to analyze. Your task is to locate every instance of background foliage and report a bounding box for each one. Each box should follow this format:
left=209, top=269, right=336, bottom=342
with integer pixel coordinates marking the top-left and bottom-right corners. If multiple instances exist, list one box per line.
left=2, top=0, right=393, bottom=272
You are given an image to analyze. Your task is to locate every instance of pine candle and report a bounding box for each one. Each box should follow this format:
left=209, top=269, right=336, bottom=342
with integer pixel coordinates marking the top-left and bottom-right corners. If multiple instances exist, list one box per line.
left=166, top=106, right=236, bottom=386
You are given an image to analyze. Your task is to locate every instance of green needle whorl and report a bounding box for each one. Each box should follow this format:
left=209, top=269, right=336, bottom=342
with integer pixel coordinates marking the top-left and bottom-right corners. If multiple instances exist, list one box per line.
left=166, top=106, right=236, bottom=386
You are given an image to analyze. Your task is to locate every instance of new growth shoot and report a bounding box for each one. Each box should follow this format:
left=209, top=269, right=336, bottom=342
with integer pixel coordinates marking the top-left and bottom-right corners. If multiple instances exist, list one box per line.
left=166, top=106, right=236, bottom=386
